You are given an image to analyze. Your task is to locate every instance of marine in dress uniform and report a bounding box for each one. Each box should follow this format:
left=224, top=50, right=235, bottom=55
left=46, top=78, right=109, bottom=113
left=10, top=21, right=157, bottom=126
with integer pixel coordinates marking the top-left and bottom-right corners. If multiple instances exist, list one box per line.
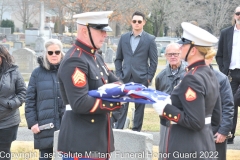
left=57, top=11, right=121, bottom=160
left=153, top=22, right=222, bottom=160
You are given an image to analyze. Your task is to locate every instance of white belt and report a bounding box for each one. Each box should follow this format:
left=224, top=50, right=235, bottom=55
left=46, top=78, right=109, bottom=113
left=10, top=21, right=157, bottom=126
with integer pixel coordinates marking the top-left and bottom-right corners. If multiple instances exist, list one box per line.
left=66, top=104, right=72, bottom=111
left=171, top=117, right=211, bottom=125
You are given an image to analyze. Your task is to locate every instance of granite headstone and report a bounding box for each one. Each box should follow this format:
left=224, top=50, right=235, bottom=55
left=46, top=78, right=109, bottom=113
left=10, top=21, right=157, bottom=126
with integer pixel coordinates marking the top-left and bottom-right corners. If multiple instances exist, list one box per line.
left=12, top=48, right=38, bottom=80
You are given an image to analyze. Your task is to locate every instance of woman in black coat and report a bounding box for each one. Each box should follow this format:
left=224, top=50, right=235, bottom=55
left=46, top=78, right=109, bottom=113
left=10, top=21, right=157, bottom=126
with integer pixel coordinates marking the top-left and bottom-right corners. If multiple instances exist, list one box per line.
left=0, top=45, right=26, bottom=160
left=25, top=39, right=65, bottom=160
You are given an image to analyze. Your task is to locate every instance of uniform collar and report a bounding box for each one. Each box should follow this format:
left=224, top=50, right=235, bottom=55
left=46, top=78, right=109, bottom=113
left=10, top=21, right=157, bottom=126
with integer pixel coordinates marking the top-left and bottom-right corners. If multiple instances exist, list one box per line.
left=186, top=60, right=205, bottom=72
left=75, top=39, right=97, bottom=54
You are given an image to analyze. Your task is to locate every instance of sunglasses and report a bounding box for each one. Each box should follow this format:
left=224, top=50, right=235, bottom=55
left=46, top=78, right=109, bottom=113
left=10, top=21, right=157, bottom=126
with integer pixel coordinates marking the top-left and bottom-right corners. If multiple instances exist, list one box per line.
left=166, top=53, right=180, bottom=57
left=48, top=50, right=61, bottom=55
left=132, top=20, right=142, bottom=24
left=235, top=12, right=240, bottom=16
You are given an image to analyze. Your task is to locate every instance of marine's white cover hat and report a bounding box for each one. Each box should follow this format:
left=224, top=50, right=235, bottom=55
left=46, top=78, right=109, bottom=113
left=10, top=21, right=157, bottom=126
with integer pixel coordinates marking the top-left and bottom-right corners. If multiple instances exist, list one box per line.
left=73, top=11, right=113, bottom=31
left=177, top=22, right=218, bottom=46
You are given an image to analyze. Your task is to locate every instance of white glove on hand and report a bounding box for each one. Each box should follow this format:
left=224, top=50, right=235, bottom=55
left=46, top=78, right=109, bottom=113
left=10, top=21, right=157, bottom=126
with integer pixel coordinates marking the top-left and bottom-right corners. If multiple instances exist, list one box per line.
left=152, top=96, right=172, bottom=116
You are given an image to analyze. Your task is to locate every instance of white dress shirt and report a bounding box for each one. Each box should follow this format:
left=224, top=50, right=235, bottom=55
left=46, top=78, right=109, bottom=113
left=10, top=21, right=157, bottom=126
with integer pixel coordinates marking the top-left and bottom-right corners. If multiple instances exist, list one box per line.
left=229, top=25, right=240, bottom=69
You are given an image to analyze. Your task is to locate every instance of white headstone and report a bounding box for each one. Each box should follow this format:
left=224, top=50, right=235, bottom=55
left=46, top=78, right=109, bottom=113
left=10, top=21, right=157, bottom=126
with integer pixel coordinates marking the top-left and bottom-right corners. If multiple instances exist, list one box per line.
left=53, top=129, right=153, bottom=160
left=12, top=48, right=38, bottom=80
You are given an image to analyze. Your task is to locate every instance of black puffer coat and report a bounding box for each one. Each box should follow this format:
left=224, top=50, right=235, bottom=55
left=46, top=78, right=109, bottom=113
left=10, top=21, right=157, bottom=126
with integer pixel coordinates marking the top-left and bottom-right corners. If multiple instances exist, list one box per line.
left=25, top=57, right=65, bottom=149
left=0, top=65, right=26, bottom=129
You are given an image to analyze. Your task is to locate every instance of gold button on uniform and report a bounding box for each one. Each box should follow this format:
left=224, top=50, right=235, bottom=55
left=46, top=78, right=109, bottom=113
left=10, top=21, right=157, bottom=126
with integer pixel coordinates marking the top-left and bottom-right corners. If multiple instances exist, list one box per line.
left=110, top=103, right=113, bottom=107
left=96, top=76, right=99, bottom=79
left=174, top=116, right=177, bottom=120
left=77, top=48, right=80, bottom=50
left=169, top=114, right=172, bottom=118
left=117, top=103, right=119, bottom=105
left=97, top=65, right=99, bottom=68
left=100, top=72, right=103, bottom=76
left=163, top=112, right=166, bottom=116
left=103, top=104, right=105, bottom=107
left=91, top=119, right=95, bottom=123
left=105, top=80, right=108, bottom=83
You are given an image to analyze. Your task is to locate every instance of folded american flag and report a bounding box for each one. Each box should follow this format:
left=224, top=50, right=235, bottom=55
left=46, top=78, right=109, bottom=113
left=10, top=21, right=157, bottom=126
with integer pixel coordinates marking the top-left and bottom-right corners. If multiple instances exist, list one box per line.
left=88, top=82, right=169, bottom=104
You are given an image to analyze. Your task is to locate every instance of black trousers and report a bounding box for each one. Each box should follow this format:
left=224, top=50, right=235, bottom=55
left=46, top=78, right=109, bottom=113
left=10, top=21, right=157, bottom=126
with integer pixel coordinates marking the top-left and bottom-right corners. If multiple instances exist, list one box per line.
left=215, top=140, right=227, bottom=160
left=229, top=69, right=240, bottom=138
left=0, top=124, right=19, bottom=160
left=114, top=102, right=146, bottom=131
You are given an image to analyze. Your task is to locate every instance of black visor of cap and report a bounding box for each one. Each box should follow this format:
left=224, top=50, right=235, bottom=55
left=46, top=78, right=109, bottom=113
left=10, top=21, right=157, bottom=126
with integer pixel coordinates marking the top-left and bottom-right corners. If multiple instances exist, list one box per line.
left=88, top=23, right=109, bottom=31
left=177, top=38, right=193, bottom=45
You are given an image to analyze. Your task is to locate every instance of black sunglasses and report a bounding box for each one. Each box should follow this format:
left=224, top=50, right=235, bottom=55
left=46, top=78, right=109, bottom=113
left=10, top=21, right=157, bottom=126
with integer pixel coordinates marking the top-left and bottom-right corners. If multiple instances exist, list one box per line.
left=132, top=20, right=142, bottom=24
left=48, top=50, right=61, bottom=55
left=166, top=53, right=180, bottom=57
left=235, top=12, right=240, bottom=16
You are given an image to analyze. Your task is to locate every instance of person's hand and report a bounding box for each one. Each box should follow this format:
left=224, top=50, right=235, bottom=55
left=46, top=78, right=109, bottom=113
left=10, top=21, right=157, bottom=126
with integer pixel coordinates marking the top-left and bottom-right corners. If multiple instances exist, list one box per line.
left=31, top=124, right=40, bottom=134
left=152, top=96, right=172, bottom=115
left=214, top=132, right=227, bottom=143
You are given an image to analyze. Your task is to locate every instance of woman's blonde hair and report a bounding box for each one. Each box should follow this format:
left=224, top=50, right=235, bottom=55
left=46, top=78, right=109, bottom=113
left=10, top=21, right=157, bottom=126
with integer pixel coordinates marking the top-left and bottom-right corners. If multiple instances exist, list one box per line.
left=195, top=46, right=216, bottom=59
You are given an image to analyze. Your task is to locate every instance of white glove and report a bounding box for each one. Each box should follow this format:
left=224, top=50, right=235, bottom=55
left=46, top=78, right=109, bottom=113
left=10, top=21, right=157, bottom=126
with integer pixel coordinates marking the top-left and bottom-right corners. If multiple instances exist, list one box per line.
left=152, top=96, right=172, bottom=115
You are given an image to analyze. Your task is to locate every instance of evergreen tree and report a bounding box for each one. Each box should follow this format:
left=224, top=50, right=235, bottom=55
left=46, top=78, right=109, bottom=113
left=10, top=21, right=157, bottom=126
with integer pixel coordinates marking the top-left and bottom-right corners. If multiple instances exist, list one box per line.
left=1, top=19, right=15, bottom=33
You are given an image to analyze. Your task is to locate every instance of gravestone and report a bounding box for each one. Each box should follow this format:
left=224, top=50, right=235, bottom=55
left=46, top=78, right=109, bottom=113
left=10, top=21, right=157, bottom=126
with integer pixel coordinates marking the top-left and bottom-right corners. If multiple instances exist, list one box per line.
left=104, top=47, right=115, bottom=63
left=12, top=48, right=38, bottom=80
left=13, top=41, right=23, bottom=50
left=52, top=34, right=58, bottom=39
left=25, top=29, right=39, bottom=45
left=62, top=36, right=73, bottom=44
left=35, top=37, right=46, bottom=55
left=111, top=38, right=120, bottom=45
left=101, top=42, right=107, bottom=53
left=63, top=47, right=71, bottom=53
left=0, top=43, right=10, bottom=51
left=53, top=129, right=153, bottom=160
left=7, top=34, right=19, bottom=42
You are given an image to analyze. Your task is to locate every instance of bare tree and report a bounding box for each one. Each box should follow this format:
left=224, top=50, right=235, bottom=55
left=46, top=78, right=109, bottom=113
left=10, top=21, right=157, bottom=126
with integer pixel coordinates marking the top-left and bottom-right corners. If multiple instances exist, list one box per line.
left=11, top=0, right=39, bottom=31
left=166, top=0, right=239, bottom=37
left=145, top=0, right=178, bottom=37
left=45, top=0, right=149, bottom=35
left=0, top=0, right=13, bottom=24
left=201, top=0, right=238, bottom=36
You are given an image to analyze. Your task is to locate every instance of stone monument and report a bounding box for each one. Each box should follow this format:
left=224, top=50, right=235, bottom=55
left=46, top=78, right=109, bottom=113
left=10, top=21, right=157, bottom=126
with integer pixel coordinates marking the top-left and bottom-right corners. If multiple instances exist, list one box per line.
left=104, top=47, right=115, bottom=63
left=53, top=130, right=153, bottom=160
left=12, top=48, right=38, bottom=80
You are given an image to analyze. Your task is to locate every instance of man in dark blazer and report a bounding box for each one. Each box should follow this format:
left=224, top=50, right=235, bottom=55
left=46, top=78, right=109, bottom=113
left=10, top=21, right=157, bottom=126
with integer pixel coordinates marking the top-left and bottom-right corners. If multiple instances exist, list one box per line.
left=216, top=5, right=240, bottom=144
left=114, top=11, right=158, bottom=131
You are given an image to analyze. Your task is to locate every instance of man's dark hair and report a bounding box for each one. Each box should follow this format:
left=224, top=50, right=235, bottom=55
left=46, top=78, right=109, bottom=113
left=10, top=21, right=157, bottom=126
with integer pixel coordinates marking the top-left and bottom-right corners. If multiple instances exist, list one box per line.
left=132, top=11, right=145, bottom=20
